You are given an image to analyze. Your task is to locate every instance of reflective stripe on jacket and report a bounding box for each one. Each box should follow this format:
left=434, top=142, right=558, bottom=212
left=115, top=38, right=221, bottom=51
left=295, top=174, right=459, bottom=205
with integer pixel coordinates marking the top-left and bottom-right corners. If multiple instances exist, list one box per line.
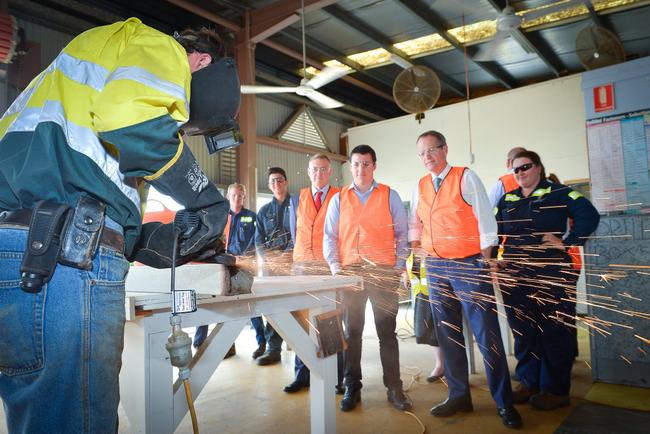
left=338, top=183, right=395, bottom=267
left=406, top=253, right=428, bottom=296
left=0, top=18, right=192, bottom=253
left=294, top=187, right=339, bottom=262
left=417, top=167, right=481, bottom=259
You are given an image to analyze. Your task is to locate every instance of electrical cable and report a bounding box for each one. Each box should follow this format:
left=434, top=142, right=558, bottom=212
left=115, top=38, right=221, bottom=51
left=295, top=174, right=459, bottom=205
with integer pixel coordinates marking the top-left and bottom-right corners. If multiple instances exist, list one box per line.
left=184, top=378, right=200, bottom=434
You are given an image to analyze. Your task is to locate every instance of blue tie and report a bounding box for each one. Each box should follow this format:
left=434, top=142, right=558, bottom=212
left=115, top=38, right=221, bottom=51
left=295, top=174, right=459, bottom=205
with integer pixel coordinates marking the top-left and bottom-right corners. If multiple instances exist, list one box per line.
left=434, top=177, right=442, bottom=192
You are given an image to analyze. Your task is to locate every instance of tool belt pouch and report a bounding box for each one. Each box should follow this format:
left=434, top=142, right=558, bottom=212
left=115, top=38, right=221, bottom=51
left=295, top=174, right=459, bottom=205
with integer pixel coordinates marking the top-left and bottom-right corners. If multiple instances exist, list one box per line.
left=59, top=196, right=105, bottom=270
left=20, top=201, right=71, bottom=293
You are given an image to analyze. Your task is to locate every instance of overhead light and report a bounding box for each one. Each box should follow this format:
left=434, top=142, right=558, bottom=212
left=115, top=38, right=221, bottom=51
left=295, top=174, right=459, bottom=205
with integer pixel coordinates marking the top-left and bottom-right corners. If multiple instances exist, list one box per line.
left=390, top=53, right=414, bottom=69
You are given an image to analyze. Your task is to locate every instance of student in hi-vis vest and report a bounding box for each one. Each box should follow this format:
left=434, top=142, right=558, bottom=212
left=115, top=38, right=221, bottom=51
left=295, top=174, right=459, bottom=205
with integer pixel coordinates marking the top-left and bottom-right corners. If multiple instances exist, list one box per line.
left=410, top=131, right=522, bottom=429
left=323, top=145, right=412, bottom=413
left=284, top=154, right=343, bottom=394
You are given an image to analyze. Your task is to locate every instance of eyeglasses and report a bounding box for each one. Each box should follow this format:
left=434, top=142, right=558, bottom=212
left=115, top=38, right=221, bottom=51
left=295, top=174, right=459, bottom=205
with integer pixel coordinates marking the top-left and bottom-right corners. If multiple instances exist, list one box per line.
left=417, top=144, right=445, bottom=159
left=350, top=161, right=374, bottom=168
left=513, top=163, right=535, bottom=174
left=309, top=167, right=329, bottom=173
left=269, top=177, right=286, bottom=184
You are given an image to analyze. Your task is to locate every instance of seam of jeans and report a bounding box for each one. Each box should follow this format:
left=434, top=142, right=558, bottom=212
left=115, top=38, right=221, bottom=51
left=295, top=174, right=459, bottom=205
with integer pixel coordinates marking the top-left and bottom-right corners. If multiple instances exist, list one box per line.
left=82, top=274, right=91, bottom=432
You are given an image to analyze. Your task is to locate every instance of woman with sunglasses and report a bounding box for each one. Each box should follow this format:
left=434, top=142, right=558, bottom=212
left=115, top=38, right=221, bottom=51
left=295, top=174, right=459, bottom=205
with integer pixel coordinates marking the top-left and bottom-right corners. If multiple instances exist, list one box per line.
left=494, top=150, right=599, bottom=411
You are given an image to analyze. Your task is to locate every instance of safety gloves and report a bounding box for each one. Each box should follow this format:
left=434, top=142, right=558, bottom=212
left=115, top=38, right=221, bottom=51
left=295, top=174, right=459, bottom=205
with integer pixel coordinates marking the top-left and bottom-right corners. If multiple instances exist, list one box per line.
left=148, top=143, right=229, bottom=257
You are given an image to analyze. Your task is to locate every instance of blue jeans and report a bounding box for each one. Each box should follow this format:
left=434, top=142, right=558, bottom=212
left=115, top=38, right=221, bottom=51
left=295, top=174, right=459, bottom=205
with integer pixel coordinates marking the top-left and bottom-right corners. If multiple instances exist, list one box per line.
left=0, top=227, right=129, bottom=433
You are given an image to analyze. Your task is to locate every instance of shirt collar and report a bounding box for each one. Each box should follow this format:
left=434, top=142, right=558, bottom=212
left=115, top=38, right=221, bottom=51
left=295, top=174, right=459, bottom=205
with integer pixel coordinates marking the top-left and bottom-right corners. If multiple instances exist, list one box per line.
left=350, top=180, right=377, bottom=193
left=311, top=184, right=330, bottom=196
left=430, top=164, right=451, bottom=180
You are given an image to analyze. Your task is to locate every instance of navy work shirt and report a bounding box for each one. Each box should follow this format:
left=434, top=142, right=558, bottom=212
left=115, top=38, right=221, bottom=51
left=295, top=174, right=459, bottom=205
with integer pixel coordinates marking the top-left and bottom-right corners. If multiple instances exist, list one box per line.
left=255, top=195, right=293, bottom=255
left=226, top=208, right=257, bottom=256
left=495, top=179, right=600, bottom=261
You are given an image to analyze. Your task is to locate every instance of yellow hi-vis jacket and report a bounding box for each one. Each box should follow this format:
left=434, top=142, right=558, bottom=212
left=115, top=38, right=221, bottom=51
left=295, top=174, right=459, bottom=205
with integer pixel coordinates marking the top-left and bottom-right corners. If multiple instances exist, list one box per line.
left=0, top=18, right=192, bottom=253
left=406, top=253, right=428, bottom=297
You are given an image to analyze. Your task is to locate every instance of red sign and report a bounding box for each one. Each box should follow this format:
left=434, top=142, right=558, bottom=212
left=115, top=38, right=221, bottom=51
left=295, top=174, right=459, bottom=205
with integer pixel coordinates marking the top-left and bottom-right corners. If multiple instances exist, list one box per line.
left=593, top=83, right=614, bottom=113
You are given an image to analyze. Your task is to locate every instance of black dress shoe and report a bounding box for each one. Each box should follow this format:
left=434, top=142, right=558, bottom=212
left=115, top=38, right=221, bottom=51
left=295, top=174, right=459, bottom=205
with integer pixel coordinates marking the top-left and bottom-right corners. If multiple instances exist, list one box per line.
left=256, top=350, right=281, bottom=366
left=283, top=380, right=309, bottom=393
left=335, top=384, right=345, bottom=395
left=387, top=388, right=412, bottom=411
left=252, top=343, right=266, bottom=359
left=498, top=406, right=523, bottom=429
left=340, top=387, right=361, bottom=412
left=426, top=373, right=444, bottom=383
left=430, top=396, right=473, bottom=417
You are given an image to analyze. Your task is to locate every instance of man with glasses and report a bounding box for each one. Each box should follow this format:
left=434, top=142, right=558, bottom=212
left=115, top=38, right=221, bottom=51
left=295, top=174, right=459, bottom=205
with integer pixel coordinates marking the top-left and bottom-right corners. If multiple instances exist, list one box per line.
left=323, top=145, right=412, bottom=412
left=410, top=131, right=522, bottom=428
left=488, top=147, right=526, bottom=207
left=255, top=167, right=293, bottom=365
left=283, top=154, right=343, bottom=393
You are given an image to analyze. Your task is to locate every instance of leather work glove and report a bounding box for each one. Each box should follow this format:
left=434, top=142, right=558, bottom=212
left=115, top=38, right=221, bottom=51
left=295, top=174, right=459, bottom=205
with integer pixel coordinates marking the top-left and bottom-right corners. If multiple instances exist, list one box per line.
left=148, top=142, right=229, bottom=257
left=127, top=221, right=226, bottom=268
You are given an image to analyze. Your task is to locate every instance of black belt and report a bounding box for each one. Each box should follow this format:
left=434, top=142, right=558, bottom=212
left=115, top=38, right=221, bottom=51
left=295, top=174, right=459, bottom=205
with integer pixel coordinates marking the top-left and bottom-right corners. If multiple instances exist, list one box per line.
left=0, top=208, right=125, bottom=253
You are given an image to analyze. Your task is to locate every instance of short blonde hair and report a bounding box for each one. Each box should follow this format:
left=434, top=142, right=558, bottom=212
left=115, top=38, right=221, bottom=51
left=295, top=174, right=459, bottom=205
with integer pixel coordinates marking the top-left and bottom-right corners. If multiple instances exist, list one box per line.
left=309, top=153, right=331, bottom=164
left=227, top=183, right=246, bottom=196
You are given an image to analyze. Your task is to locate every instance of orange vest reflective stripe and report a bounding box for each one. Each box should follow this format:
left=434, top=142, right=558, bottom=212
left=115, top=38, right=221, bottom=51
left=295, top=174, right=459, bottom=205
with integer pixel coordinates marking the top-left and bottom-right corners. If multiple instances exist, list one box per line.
left=338, top=183, right=396, bottom=267
left=500, top=173, right=519, bottom=193
left=223, top=213, right=232, bottom=249
left=293, top=186, right=339, bottom=262
left=417, top=167, right=481, bottom=259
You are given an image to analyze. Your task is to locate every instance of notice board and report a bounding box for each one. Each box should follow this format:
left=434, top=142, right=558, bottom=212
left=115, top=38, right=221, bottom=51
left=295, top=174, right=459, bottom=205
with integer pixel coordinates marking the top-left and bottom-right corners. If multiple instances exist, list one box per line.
left=587, top=111, right=650, bottom=214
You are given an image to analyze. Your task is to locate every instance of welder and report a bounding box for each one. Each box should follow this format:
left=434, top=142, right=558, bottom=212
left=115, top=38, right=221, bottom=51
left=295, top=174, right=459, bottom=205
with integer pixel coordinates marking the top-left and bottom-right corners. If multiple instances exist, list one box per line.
left=0, top=18, right=240, bottom=433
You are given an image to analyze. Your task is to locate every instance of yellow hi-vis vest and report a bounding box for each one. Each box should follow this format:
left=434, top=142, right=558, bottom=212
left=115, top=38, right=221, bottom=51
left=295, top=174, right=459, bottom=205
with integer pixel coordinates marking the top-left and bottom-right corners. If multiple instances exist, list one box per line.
left=406, top=253, right=428, bottom=297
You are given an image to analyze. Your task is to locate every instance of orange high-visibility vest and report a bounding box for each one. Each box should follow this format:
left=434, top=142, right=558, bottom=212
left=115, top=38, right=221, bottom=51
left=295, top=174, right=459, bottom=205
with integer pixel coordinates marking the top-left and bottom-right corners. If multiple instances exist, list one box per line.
left=293, top=186, right=339, bottom=262
left=417, top=167, right=481, bottom=259
left=338, top=183, right=396, bottom=267
left=500, top=173, right=519, bottom=194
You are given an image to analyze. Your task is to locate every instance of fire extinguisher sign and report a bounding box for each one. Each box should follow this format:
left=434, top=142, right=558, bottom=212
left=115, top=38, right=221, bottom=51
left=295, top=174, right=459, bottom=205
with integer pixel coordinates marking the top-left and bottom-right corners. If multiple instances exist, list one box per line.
left=593, top=83, right=614, bottom=113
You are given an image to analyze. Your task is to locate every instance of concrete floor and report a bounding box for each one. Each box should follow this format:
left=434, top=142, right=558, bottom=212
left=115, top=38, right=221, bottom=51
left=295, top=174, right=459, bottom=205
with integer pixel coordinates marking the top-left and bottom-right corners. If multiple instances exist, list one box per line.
left=1, top=304, right=594, bottom=434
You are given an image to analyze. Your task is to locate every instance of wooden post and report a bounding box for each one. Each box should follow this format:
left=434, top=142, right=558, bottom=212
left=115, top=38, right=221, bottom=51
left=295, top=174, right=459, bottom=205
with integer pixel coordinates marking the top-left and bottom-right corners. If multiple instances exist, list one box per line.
left=235, top=10, right=258, bottom=211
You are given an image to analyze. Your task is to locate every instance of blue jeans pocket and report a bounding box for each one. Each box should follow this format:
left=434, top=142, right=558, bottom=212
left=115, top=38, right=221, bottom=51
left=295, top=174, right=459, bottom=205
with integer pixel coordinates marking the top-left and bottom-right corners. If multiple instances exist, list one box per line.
left=0, top=251, right=46, bottom=376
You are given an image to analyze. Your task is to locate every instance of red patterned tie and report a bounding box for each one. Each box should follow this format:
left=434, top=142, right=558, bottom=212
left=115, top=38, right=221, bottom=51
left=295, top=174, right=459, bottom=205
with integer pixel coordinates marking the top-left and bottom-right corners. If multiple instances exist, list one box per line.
left=314, top=191, right=323, bottom=211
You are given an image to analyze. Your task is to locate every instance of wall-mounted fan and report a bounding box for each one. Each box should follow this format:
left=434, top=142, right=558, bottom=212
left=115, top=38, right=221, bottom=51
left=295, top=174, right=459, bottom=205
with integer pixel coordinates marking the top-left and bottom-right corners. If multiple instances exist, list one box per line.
left=575, top=26, right=625, bottom=70
left=240, top=1, right=349, bottom=108
left=392, top=65, right=441, bottom=122
left=474, top=0, right=584, bottom=62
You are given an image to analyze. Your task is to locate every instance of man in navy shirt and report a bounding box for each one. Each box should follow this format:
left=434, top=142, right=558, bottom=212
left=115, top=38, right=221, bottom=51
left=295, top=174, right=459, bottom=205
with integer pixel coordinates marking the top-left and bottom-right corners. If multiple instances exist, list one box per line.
left=193, top=183, right=260, bottom=352
left=255, top=167, right=293, bottom=365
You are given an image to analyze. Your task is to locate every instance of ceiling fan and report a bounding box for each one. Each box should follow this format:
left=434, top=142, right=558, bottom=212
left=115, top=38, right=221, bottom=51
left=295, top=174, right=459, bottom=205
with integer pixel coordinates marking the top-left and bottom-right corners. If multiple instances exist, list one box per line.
left=239, top=0, right=349, bottom=109
left=474, top=0, right=586, bottom=62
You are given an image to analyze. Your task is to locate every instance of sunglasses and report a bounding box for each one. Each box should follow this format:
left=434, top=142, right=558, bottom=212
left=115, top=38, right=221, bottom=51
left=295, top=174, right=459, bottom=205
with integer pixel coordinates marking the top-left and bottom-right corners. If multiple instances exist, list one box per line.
left=513, top=163, right=535, bottom=174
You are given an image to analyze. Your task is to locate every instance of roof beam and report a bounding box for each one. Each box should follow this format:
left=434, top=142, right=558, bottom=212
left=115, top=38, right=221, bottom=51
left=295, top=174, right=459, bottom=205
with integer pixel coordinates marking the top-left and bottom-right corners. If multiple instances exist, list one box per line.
left=397, top=0, right=518, bottom=88
left=250, top=0, right=338, bottom=43
left=166, top=0, right=393, bottom=105
left=279, top=27, right=395, bottom=89
left=323, top=3, right=467, bottom=97
left=485, top=0, right=564, bottom=77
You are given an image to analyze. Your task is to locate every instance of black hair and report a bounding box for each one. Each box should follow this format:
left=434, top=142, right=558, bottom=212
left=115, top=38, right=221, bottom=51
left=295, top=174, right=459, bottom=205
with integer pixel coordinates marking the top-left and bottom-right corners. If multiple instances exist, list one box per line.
left=268, top=167, right=287, bottom=180
left=350, top=144, right=377, bottom=163
left=174, top=27, right=225, bottom=63
left=417, top=130, right=447, bottom=146
left=512, top=150, right=546, bottom=180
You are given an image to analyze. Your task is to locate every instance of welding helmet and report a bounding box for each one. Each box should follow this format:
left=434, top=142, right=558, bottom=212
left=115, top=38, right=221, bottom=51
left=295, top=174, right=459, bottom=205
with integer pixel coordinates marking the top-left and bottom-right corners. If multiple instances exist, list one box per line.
left=183, top=57, right=243, bottom=154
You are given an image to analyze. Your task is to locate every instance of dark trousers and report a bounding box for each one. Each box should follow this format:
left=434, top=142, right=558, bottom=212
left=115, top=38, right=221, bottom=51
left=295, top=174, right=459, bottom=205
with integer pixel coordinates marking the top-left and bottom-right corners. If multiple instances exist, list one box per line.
left=501, top=264, right=578, bottom=395
left=251, top=316, right=265, bottom=346
left=343, top=284, right=402, bottom=390
left=426, top=255, right=513, bottom=408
